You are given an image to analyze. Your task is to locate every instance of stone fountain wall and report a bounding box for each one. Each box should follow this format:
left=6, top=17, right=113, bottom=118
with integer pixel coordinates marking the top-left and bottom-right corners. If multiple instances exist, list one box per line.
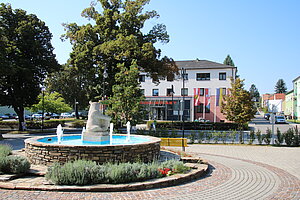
left=25, top=135, right=161, bottom=166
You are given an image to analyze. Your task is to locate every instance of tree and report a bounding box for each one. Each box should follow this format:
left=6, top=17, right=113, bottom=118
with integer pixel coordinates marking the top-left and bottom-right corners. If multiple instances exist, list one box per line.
left=106, top=62, right=145, bottom=126
left=221, top=78, right=256, bottom=143
left=46, top=65, right=90, bottom=111
left=29, top=92, right=72, bottom=114
left=275, top=79, right=287, bottom=93
left=62, top=0, right=178, bottom=101
left=249, top=84, right=260, bottom=102
left=223, top=55, right=235, bottom=66
left=0, top=4, right=59, bottom=131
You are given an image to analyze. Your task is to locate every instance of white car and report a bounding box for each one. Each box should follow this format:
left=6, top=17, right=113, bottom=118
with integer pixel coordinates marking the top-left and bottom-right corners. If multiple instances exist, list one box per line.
left=60, top=113, right=72, bottom=118
left=32, top=113, right=42, bottom=119
left=275, top=116, right=286, bottom=124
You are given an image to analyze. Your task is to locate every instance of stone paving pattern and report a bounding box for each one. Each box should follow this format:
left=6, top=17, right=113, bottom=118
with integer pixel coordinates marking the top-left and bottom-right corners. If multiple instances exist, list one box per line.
left=0, top=144, right=300, bottom=199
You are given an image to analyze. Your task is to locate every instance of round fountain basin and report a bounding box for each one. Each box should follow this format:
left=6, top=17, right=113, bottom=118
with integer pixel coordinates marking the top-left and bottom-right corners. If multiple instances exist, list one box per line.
left=25, top=134, right=161, bottom=166
left=38, top=135, right=150, bottom=145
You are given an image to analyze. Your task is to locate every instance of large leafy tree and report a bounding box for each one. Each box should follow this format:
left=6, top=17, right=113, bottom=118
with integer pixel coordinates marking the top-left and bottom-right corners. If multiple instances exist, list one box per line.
left=221, top=78, right=256, bottom=143
left=29, top=92, right=72, bottom=114
left=275, top=79, right=287, bottom=94
left=249, top=84, right=260, bottom=102
left=106, top=62, right=145, bottom=126
left=46, top=64, right=89, bottom=110
left=61, top=0, right=177, bottom=101
left=0, top=4, right=59, bottom=131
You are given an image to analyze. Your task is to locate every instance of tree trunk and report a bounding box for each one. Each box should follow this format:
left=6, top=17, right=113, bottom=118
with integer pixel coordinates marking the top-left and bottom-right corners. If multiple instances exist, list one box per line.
left=14, top=106, right=26, bottom=131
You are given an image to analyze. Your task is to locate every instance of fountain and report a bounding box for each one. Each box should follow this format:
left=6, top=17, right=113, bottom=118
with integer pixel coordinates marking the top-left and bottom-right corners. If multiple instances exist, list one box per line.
left=25, top=102, right=161, bottom=166
left=126, top=121, right=131, bottom=142
left=110, top=123, right=113, bottom=145
left=56, top=124, right=63, bottom=144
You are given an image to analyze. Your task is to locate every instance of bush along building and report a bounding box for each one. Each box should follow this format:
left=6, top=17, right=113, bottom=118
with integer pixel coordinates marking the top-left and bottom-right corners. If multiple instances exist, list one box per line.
left=140, top=60, right=237, bottom=122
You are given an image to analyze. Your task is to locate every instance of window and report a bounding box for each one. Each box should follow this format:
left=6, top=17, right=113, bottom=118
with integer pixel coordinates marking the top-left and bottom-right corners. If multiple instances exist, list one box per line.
left=219, top=72, right=226, bottom=80
left=139, top=75, right=145, bottom=82
left=196, top=73, right=210, bottom=81
left=195, top=104, right=210, bottom=113
left=222, top=88, right=226, bottom=95
left=181, top=88, right=188, bottom=96
left=200, top=88, right=204, bottom=96
left=166, top=88, right=173, bottom=96
left=152, top=89, right=159, bottom=96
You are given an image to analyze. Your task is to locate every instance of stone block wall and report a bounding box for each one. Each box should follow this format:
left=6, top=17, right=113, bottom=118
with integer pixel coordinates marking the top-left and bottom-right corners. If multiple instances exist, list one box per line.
left=25, top=135, right=161, bottom=166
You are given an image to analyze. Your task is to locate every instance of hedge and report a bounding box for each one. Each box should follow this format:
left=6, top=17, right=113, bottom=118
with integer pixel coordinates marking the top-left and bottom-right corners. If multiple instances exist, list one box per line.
left=0, top=119, right=69, bottom=129
left=149, top=121, right=248, bottom=131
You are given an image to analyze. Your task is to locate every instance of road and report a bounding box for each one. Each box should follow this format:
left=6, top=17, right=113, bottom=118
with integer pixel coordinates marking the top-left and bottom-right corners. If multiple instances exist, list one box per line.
left=249, top=114, right=297, bottom=133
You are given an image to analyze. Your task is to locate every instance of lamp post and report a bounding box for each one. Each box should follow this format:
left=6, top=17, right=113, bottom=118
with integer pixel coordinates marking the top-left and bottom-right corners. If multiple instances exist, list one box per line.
left=181, top=68, right=186, bottom=151
left=102, top=66, right=108, bottom=113
left=171, top=85, right=174, bottom=127
left=41, top=86, right=45, bottom=133
left=75, top=99, right=79, bottom=119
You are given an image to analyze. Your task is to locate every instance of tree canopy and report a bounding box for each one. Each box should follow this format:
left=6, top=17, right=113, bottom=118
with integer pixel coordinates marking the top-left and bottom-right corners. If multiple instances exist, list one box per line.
left=275, top=79, right=287, bottom=94
left=221, top=78, right=256, bottom=142
left=60, top=0, right=177, bottom=101
left=106, top=62, right=145, bottom=126
left=223, top=55, right=235, bottom=67
left=0, top=3, right=59, bottom=130
left=29, top=92, right=72, bottom=114
left=249, top=84, right=260, bottom=102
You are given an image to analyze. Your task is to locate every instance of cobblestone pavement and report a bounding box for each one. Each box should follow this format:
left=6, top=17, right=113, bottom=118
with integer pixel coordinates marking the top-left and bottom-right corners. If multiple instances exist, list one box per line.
left=0, top=144, right=300, bottom=199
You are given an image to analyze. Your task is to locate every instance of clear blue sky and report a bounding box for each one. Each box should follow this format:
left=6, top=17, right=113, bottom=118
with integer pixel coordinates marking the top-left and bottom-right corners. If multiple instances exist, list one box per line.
left=2, top=0, right=299, bottom=94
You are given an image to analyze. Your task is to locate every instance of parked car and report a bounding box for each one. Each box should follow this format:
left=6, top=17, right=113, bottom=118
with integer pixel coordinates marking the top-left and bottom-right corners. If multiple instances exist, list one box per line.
left=60, top=113, right=72, bottom=118
left=24, top=114, right=32, bottom=120
left=0, top=114, right=10, bottom=119
left=32, top=113, right=42, bottom=119
left=275, top=115, right=287, bottom=124
left=264, top=113, right=270, bottom=120
left=51, top=113, right=60, bottom=119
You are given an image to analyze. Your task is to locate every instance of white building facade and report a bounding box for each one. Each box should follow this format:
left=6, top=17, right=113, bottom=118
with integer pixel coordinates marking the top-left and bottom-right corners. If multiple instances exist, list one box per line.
left=140, top=60, right=237, bottom=122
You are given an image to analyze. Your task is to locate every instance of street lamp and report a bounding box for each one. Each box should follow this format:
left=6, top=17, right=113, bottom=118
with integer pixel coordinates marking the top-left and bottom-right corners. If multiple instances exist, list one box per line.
left=41, top=86, right=46, bottom=133
left=171, top=85, right=174, bottom=127
left=103, top=66, right=108, bottom=99
left=75, top=99, right=79, bottom=119
left=181, top=68, right=186, bottom=151
left=102, top=66, right=108, bottom=114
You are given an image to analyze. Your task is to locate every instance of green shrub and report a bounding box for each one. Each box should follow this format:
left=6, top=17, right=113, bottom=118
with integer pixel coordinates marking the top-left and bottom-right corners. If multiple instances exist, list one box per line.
left=284, top=128, right=294, bottom=146
left=69, top=120, right=86, bottom=128
left=155, top=121, right=248, bottom=131
left=249, top=130, right=255, bottom=145
left=256, top=130, right=262, bottom=145
left=0, top=144, right=12, bottom=157
left=46, top=160, right=102, bottom=185
left=46, top=159, right=189, bottom=185
left=293, top=126, right=299, bottom=146
left=159, top=159, right=189, bottom=174
left=0, top=156, right=30, bottom=174
left=197, top=131, right=205, bottom=144
left=263, top=128, right=271, bottom=145
left=275, top=128, right=284, bottom=145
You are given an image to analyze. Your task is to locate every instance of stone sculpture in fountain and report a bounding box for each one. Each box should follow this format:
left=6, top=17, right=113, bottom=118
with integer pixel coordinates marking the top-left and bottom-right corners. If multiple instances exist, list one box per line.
left=82, top=102, right=111, bottom=142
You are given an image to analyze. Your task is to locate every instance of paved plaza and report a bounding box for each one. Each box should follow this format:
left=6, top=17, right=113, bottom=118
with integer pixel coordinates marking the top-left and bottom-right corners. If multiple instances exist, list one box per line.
left=0, top=133, right=300, bottom=199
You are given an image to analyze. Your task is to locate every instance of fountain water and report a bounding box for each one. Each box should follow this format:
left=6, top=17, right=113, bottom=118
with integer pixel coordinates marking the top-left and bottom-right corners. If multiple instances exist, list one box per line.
left=56, top=124, right=64, bottom=144
left=126, top=121, right=131, bottom=142
left=109, top=123, right=113, bottom=145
